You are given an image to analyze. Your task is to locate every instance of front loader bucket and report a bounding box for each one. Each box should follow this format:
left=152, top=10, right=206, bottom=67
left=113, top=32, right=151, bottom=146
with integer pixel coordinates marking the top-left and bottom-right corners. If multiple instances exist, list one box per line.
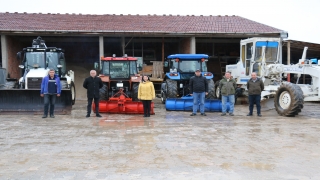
left=0, top=89, right=72, bottom=115
left=93, top=100, right=155, bottom=115
left=165, top=98, right=230, bottom=112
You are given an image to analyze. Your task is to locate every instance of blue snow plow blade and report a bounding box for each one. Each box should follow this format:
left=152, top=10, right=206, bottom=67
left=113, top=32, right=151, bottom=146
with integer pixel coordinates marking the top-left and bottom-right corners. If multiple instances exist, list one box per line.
left=165, top=96, right=230, bottom=112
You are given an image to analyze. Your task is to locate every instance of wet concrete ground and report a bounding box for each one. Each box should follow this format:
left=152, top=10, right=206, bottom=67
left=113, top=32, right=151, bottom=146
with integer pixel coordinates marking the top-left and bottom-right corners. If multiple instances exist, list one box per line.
left=0, top=98, right=320, bottom=180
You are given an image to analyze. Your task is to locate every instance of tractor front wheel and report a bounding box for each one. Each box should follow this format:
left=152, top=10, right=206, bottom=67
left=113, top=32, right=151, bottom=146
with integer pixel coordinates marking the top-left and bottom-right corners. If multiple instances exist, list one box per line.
left=99, top=83, right=109, bottom=101
left=206, top=79, right=215, bottom=99
left=131, top=83, right=139, bottom=101
left=214, top=81, right=221, bottom=99
left=274, top=82, right=304, bottom=117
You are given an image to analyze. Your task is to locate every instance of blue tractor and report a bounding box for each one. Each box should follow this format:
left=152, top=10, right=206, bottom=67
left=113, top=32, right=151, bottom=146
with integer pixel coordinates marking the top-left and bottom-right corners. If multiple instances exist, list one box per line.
left=161, top=54, right=215, bottom=104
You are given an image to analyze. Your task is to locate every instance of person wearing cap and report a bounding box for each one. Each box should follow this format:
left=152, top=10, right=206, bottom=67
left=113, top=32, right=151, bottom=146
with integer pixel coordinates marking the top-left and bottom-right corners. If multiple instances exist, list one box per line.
left=189, top=69, right=208, bottom=116
left=219, top=71, right=237, bottom=116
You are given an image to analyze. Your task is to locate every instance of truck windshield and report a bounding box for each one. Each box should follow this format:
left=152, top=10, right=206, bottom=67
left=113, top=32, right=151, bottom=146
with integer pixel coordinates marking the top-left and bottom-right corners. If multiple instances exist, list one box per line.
left=170, top=59, right=208, bottom=72
left=26, top=52, right=46, bottom=68
left=254, top=41, right=279, bottom=63
left=110, top=61, right=130, bottom=78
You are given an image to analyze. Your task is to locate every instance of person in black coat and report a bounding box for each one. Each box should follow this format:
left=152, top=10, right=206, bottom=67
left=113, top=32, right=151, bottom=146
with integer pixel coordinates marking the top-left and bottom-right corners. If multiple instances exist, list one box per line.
left=83, top=70, right=103, bottom=117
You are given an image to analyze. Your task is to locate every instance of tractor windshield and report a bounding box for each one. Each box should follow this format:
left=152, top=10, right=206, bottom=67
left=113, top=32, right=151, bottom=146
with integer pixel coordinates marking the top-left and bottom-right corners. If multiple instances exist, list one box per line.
left=46, top=52, right=62, bottom=72
left=110, top=61, right=130, bottom=78
left=254, top=41, right=279, bottom=64
left=25, top=52, right=46, bottom=68
left=170, top=60, right=208, bottom=73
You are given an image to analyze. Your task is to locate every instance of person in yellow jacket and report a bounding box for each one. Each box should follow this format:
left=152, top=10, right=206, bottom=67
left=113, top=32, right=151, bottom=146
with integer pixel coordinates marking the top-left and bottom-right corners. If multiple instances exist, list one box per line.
left=138, top=75, right=155, bottom=117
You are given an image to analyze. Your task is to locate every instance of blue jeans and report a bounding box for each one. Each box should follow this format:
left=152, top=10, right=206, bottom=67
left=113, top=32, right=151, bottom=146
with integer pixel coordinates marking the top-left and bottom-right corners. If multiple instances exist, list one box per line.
left=248, top=95, right=261, bottom=115
left=222, top=95, right=235, bottom=113
left=192, top=92, right=205, bottom=114
left=44, top=94, right=57, bottom=116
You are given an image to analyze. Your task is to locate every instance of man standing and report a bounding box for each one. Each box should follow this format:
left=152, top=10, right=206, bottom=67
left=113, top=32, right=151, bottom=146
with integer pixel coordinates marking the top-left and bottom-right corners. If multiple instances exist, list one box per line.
left=83, top=70, right=103, bottom=117
left=189, top=69, right=208, bottom=116
left=40, top=69, right=61, bottom=118
left=219, top=71, right=236, bottom=116
left=247, top=72, right=264, bottom=117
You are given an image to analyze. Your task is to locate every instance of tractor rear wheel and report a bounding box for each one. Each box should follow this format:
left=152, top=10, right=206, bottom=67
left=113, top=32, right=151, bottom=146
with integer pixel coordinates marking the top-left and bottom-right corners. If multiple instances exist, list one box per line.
left=99, top=83, right=109, bottom=101
left=166, top=79, right=178, bottom=98
left=274, top=82, right=304, bottom=117
left=206, top=79, right=215, bottom=99
left=161, top=91, right=166, bottom=104
left=131, top=83, right=139, bottom=101
left=214, top=81, right=221, bottom=99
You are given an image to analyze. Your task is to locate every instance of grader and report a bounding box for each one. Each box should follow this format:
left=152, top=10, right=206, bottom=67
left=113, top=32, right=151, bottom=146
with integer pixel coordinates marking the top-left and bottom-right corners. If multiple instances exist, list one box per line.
left=224, top=37, right=320, bottom=117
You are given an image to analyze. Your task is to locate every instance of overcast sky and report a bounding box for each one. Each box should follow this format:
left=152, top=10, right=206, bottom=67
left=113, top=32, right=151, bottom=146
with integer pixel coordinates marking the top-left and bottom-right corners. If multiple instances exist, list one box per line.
left=1, top=0, right=319, bottom=44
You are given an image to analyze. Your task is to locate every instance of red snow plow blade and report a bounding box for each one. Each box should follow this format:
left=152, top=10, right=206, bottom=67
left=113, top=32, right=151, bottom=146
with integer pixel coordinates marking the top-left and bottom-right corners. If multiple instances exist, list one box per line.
left=93, top=89, right=154, bottom=114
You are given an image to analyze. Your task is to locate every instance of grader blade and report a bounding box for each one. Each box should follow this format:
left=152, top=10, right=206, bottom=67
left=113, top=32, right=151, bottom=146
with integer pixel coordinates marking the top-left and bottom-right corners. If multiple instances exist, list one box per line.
left=260, top=98, right=275, bottom=111
left=0, top=89, right=72, bottom=115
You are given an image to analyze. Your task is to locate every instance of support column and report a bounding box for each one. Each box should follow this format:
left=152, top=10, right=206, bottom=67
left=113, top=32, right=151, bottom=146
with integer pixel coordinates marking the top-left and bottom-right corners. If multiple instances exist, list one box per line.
left=121, top=37, right=125, bottom=56
left=99, top=36, right=104, bottom=58
left=190, top=37, right=196, bottom=54
left=1, top=35, right=8, bottom=72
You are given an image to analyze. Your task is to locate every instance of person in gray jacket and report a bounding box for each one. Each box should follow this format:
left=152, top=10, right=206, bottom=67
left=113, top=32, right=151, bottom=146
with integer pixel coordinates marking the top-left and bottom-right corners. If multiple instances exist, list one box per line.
left=246, top=72, right=264, bottom=117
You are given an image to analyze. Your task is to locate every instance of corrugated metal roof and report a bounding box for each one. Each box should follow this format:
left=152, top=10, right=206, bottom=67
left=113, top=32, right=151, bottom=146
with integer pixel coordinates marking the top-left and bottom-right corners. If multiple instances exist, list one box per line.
left=0, top=12, right=283, bottom=36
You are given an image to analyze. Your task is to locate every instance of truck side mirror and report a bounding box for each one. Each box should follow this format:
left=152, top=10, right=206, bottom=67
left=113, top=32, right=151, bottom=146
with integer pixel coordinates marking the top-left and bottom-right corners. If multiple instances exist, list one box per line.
left=59, top=52, right=65, bottom=60
left=164, top=61, right=168, bottom=67
left=17, top=52, right=22, bottom=61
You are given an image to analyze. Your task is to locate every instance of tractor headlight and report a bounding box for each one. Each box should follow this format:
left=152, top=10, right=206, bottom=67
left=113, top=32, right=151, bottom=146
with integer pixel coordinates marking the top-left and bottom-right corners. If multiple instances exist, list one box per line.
left=117, top=83, right=123, bottom=87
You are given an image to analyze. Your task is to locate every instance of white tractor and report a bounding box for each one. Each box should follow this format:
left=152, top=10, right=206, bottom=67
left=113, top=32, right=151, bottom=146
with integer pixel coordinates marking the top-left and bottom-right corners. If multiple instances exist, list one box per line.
left=0, top=37, right=76, bottom=114
left=220, top=37, right=320, bottom=117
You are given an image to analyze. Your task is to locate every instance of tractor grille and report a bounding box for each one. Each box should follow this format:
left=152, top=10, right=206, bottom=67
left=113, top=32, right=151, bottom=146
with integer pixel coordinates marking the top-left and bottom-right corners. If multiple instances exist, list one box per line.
left=27, top=77, right=42, bottom=89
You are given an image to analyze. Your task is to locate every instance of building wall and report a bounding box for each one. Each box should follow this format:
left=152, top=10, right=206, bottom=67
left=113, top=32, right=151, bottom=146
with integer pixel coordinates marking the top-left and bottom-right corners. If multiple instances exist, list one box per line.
left=6, top=36, right=24, bottom=79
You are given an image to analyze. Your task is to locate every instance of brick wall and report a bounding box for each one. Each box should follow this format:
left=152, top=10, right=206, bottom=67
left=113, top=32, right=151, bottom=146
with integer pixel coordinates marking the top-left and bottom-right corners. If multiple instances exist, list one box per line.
left=179, top=38, right=191, bottom=53
left=6, top=36, right=25, bottom=79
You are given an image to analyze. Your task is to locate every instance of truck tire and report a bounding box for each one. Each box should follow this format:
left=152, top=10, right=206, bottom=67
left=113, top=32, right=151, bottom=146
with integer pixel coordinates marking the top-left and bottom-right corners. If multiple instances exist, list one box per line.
left=206, top=79, right=215, bottom=99
left=214, top=81, right=221, bottom=99
left=166, top=79, right=178, bottom=98
left=70, top=82, right=76, bottom=105
left=131, top=83, right=139, bottom=101
left=274, top=82, right=304, bottom=117
left=99, top=83, right=109, bottom=101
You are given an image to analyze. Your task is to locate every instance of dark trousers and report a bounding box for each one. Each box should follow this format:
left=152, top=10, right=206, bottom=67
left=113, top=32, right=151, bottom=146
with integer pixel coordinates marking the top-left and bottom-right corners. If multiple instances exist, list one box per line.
left=44, top=94, right=56, bottom=116
left=249, top=95, right=261, bottom=115
left=141, top=100, right=152, bottom=116
left=87, top=97, right=100, bottom=115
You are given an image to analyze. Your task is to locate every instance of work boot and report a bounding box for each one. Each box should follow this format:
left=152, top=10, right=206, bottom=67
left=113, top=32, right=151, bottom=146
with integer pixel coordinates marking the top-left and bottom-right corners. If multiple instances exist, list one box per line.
left=229, top=113, right=234, bottom=116
left=50, top=114, right=55, bottom=118
left=42, top=115, right=47, bottom=118
left=221, top=113, right=226, bottom=116
left=96, top=114, right=102, bottom=117
left=190, top=113, right=196, bottom=116
left=201, top=113, right=207, bottom=116
left=247, top=113, right=253, bottom=116
left=86, top=114, right=90, bottom=118
left=258, top=114, right=262, bottom=117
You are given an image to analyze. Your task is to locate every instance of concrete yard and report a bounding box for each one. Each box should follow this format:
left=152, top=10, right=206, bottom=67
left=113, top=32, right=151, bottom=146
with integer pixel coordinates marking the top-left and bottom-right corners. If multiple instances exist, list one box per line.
left=0, top=98, right=320, bottom=180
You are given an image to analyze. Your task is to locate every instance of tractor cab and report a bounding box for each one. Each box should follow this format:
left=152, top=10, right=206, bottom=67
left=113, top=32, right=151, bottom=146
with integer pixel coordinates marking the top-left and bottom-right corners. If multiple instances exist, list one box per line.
left=98, top=55, right=141, bottom=101
left=226, top=37, right=282, bottom=84
left=16, top=36, right=67, bottom=89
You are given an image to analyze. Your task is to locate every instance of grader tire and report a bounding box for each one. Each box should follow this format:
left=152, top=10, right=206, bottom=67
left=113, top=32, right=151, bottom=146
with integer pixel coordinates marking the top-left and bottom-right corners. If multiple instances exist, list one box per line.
left=206, top=79, right=215, bottom=99
left=131, top=83, right=139, bottom=101
left=99, top=83, right=109, bottom=101
left=166, top=80, right=178, bottom=98
left=274, top=82, right=304, bottom=117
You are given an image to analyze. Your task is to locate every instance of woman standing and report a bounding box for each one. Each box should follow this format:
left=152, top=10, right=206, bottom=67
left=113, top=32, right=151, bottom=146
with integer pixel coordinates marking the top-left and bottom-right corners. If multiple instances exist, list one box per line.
left=138, top=75, right=155, bottom=117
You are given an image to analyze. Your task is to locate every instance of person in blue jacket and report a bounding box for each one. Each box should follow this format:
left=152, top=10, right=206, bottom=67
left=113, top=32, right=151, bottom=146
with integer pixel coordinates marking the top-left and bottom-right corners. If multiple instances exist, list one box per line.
left=40, top=69, right=61, bottom=118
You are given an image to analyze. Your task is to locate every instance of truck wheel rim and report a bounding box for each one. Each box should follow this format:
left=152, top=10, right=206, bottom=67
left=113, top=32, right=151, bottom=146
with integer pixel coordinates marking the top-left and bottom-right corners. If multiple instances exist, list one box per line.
left=279, top=91, right=291, bottom=109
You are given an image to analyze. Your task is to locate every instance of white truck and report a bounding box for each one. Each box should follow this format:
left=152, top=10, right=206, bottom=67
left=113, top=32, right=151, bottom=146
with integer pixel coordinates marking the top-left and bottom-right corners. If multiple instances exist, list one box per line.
left=219, top=37, right=320, bottom=116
